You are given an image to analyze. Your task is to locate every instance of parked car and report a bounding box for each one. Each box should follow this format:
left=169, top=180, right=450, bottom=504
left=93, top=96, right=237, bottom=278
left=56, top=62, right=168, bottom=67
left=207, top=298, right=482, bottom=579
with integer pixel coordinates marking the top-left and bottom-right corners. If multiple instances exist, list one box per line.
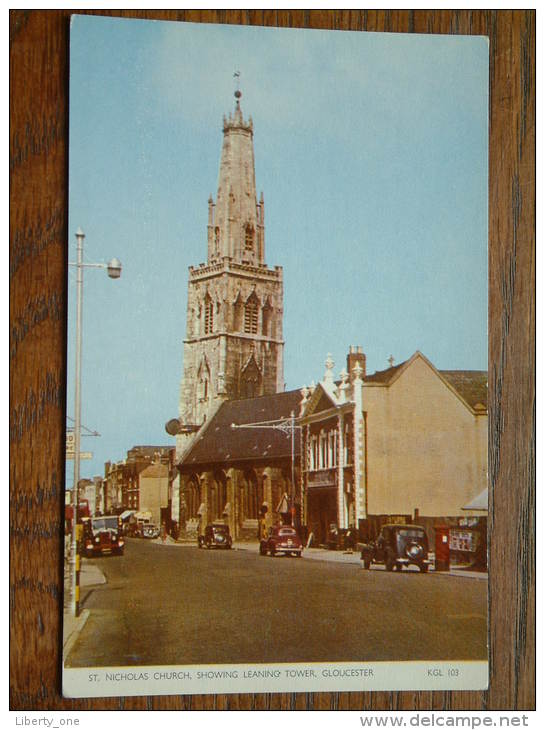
left=198, top=523, right=232, bottom=549
left=141, top=523, right=160, bottom=539
left=360, top=524, right=431, bottom=572
left=82, top=515, right=124, bottom=557
left=260, top=525, right=303, bottom=557
left=326, top=525, right=358, bottom=551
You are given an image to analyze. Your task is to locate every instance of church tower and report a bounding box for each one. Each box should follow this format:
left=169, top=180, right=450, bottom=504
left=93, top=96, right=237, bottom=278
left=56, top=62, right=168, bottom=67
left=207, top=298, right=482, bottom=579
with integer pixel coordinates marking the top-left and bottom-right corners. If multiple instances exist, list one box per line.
left=178, top=88, right=284, bottom=440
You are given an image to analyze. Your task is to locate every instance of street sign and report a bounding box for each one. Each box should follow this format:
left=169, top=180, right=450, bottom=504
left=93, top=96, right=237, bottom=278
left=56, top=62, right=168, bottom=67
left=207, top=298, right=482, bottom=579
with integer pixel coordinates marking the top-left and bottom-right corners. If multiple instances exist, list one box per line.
left=66, top=432, right=92, bottom=460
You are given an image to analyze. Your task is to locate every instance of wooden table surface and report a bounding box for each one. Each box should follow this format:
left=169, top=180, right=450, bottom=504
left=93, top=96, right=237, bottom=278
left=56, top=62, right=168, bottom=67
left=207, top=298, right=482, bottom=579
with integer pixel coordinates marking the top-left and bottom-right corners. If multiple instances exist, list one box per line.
left=9, top=9, right=535, bottom=711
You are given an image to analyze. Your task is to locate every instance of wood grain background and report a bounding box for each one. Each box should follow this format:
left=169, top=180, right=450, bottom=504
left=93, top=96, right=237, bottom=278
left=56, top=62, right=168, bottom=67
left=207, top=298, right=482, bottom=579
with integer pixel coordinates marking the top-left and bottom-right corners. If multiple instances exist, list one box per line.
left=9, top=9, right=535, bottom=711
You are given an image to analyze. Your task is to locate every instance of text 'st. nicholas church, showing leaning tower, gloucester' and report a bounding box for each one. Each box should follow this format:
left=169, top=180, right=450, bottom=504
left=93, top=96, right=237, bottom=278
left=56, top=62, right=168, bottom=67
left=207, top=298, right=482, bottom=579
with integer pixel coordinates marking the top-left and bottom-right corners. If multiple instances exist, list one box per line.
left=177, top=89, right=285, bottom=449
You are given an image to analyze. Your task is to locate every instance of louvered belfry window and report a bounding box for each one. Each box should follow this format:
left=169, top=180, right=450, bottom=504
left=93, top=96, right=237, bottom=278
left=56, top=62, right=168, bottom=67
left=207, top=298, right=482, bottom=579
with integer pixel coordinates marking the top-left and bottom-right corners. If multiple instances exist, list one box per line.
left=244, top=298, right=258, bottom=334
left=204, top=297, right=214, bottom=334
left=245, top=224, right=254, bottom=251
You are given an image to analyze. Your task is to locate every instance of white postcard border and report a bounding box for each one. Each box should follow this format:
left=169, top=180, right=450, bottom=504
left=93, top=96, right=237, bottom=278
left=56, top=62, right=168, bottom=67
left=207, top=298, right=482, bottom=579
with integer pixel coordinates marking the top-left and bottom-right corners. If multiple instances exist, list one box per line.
left=63, top=660, right=488, bottom=698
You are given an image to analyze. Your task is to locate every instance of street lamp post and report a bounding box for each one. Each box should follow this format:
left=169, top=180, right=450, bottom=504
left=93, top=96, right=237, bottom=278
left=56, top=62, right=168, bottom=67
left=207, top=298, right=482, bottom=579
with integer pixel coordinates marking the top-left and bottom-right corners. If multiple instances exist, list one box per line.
left=231, top=411, right=301, bottom=526
left=69, top=227, right=122, bottom=617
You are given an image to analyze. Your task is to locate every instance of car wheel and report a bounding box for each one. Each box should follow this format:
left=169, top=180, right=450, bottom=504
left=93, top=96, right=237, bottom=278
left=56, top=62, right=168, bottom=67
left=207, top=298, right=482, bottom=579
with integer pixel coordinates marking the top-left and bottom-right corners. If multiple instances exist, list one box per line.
left=419, top=563, right=429, bottom=573
left=295, top=552, right=302, bottom=558
left=385, top=552, right=395, bottom=571
left=363, top=559, right=371, bottom=569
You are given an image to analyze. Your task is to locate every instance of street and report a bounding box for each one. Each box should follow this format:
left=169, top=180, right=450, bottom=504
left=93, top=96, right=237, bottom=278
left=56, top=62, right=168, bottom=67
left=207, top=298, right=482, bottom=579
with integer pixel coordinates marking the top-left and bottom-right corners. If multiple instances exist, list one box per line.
left=65, top=539, right=487, bottom=668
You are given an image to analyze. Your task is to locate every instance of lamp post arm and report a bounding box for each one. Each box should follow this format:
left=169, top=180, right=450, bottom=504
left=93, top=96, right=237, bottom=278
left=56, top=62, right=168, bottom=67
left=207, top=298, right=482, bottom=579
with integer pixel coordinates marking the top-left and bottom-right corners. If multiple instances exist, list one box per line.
left=231, top=411, right=301, bottom=527
left=69, top=261, right=108, bottom=269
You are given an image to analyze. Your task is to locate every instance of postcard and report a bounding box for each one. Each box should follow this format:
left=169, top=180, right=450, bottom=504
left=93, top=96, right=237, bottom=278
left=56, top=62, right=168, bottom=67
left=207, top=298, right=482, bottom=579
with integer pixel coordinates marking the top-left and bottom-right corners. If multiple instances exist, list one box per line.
left=63, top=15, right=489, bottom=698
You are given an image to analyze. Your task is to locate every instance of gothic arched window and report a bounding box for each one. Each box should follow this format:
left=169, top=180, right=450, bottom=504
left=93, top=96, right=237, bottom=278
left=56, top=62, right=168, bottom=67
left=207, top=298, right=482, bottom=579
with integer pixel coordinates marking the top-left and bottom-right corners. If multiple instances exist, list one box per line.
left=204, top=295, right=214, bottom=334
left=240, top=355, right=262, bottom=399
left=197, top=359, right=211, bottom=404
left=244, top=293, right=258, bottom=334
left=244, top=223, right=254, bottom=252
left=186, top=476, right=201, bottom=519
left=208, top=473, right=226, bottom=521
left=262, top=300, right=273, bottom=337
left=233, top=293, right=243, bottom=331
left=244, top=470, right=261, bottom=520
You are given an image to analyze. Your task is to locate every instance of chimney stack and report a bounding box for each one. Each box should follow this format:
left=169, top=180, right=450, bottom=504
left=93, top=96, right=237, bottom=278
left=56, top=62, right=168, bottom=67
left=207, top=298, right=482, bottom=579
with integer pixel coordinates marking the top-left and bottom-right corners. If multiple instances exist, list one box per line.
left=347, top=345, right=366, bottom=381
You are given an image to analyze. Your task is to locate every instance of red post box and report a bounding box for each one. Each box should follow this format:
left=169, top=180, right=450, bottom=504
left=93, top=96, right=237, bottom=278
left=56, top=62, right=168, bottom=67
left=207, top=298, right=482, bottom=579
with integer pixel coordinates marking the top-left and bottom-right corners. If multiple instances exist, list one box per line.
left=434, top=525, right=450, bottom=572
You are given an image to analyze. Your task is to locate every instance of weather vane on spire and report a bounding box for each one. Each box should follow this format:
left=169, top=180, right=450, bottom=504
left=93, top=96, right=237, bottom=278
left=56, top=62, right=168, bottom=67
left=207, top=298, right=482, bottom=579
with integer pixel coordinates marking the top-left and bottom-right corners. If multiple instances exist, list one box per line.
left=233, top=70, right=242, bottom=105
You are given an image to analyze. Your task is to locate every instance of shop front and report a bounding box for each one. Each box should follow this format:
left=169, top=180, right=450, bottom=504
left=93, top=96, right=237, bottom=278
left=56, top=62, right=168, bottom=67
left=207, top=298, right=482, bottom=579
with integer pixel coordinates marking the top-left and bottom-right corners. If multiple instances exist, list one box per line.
left=306, top=469, right=337, bottom=546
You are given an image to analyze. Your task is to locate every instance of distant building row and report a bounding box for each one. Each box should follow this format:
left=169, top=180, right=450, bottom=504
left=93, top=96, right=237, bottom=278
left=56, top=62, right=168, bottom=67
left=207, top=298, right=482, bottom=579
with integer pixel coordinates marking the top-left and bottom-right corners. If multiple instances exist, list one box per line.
left=75, top=446, right=176, bottom=532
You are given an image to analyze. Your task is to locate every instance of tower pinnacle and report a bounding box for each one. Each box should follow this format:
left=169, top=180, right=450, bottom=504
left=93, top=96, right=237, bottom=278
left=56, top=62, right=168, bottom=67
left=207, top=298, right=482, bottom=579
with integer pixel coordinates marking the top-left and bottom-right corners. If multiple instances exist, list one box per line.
left=208, top=80, right=263, bottom=266
left=234, top=70, right=241, bottom=106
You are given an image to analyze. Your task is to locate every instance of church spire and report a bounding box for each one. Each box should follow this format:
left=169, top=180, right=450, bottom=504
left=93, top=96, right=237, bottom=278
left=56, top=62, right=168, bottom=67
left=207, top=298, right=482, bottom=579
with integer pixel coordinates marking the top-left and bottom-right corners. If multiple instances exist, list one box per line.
left=178, top=86, right=284, bottom=437
left=208, top=78, right=264, bottom=267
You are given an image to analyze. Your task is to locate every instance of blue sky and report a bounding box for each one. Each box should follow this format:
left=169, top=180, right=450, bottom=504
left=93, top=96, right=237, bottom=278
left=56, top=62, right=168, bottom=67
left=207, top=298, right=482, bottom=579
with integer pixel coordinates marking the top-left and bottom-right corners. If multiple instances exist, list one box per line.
left=68, top=16, right=488, bottom=484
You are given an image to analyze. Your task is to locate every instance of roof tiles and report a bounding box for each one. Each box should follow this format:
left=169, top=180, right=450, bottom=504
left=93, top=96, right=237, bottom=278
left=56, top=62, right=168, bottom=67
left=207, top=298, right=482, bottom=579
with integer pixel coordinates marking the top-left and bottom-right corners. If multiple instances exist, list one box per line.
left=181, top=389, right=302, bottom=467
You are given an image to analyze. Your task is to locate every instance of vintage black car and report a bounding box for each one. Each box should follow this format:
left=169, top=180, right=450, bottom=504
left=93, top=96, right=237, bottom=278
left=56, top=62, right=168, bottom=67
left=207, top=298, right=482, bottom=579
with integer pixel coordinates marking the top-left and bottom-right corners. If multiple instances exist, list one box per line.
left=82, top=515, right=124, bottom=557
left=198, top=523, right=232, bottom=550
left=141, top=523, right=160, bottom=539
left=260, top=525, right=303, bottom=557
left=360, top=524, right=431, bottom=572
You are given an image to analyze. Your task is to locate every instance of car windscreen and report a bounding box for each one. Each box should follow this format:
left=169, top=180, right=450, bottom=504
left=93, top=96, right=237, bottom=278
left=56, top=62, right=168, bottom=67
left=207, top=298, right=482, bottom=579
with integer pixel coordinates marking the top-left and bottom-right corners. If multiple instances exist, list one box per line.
left=92, top=518, right=118, bottom=530
left=278, top=529, right=297, bottom=536
left=397, top=529, right=425, bottom=538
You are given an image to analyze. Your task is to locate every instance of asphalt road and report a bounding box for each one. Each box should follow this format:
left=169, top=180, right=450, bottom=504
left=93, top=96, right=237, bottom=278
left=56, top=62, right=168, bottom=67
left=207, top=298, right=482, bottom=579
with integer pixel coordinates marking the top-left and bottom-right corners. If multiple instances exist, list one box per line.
left=66, top=539, right=487, bottom=668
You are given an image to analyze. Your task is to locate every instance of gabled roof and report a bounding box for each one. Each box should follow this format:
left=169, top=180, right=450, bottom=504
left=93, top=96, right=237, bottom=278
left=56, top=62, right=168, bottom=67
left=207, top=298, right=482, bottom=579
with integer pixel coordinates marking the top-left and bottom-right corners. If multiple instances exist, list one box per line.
left=300, top=381, right=339, bottom=420
left=180, top=389, right=302, bottom=468
left=364, top=361, right=407, bottom=384
left=364, top=353, right=487, bottom=413
left=439, top=370, right=488, bottom=410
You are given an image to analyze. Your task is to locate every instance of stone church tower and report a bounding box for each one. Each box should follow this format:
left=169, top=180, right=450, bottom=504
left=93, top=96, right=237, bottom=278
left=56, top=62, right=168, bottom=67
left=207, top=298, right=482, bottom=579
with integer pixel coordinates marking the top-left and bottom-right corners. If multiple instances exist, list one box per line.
left=178, top=90, right=284, bottom=443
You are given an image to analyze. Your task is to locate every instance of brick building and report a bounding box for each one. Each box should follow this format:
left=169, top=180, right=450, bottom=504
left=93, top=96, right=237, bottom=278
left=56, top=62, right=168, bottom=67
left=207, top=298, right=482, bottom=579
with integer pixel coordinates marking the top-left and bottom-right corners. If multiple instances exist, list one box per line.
left=103, top=445, right=175, bottom=515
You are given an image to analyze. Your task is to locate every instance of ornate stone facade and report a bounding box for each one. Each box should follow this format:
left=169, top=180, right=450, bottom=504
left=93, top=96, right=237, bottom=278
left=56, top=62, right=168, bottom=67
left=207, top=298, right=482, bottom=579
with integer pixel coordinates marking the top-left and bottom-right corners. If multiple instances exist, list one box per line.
left=177, top=94, right=284, bottom=456
left=300, top=350, right=488, bottom=547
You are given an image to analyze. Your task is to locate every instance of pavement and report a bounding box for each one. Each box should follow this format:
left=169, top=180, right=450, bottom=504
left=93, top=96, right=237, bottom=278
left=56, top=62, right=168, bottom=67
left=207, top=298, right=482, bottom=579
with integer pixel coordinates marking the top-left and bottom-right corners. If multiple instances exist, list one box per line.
left=133, top=535, right=488, bottom=581
left=62, top=537, right=487, bottom=659
left=230, top=540, right=488, bottom=580
left=63, top=559, right=107, bottom=658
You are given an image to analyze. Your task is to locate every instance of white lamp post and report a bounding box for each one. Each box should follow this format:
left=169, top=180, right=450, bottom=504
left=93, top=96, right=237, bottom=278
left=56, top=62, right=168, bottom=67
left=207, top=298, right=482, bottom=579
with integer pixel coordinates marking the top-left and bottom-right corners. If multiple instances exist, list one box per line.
left=69, top=227, right=122, bottom=616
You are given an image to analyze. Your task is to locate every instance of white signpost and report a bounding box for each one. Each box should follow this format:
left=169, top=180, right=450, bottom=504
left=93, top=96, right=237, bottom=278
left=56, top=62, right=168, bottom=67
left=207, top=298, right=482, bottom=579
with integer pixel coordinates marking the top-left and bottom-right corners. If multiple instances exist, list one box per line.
left=66, top=432, right=92, bottom=460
